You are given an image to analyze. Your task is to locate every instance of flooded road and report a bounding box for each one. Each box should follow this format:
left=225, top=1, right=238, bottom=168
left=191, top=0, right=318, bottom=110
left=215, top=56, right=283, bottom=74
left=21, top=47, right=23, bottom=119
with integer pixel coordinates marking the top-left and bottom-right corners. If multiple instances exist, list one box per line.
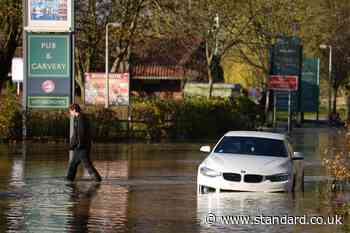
left=0, top=128, right=349, bottom=233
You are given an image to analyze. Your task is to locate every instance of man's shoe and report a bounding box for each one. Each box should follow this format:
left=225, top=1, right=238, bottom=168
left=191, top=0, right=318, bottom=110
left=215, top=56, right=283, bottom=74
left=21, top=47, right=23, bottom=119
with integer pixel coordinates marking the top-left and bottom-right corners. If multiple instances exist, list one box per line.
left=65, top=177, right=74, bottom=182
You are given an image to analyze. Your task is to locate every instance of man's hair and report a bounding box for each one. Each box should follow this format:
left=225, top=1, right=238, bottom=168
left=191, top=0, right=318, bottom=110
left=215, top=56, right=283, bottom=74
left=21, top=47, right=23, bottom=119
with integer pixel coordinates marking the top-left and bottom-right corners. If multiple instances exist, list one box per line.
left=69, top=103, right=81, bottom=113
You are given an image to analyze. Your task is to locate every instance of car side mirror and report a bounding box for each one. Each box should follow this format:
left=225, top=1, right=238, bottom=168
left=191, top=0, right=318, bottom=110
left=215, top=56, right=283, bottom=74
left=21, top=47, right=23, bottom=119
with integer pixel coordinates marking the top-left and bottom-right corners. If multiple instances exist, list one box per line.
left=292, top=152, right=304, bottom=160
left=200, top=146, right=211, bottom=153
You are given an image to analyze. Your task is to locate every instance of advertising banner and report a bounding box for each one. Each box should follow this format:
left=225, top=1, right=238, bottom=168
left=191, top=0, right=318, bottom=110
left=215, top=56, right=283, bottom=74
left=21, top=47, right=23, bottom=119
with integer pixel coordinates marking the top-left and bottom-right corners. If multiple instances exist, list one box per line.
left=27, top=33, right=71, bottom=108
left=85, top=73, right=130, bottom=106
left=26, top=0, right=73, bottom=32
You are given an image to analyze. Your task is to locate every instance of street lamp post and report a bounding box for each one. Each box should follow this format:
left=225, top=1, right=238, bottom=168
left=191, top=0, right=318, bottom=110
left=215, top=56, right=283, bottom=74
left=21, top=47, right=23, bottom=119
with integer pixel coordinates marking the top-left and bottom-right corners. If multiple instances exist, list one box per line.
left=320, top=44, right=332, bottom=119
left=105, top=22, right=121, bottom=108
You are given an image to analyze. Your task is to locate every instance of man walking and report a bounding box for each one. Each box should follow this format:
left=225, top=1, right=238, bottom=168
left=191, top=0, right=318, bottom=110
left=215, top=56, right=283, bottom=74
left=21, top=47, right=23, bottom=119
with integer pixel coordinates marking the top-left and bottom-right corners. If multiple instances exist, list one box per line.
left=66, top=104, right=102, bottom=182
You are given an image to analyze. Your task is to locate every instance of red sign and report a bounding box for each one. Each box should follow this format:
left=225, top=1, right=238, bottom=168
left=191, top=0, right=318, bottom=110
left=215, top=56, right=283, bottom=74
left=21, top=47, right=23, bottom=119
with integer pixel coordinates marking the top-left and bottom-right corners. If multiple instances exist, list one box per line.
left=268, top=75, right=298, bottom=91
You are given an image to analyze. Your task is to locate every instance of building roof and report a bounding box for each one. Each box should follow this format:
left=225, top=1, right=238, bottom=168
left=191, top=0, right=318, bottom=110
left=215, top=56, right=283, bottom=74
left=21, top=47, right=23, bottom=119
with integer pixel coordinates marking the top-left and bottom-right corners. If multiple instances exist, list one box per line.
left=132, top=37, right=207, bottom=81
left=131, top=64, right=185, bottom=80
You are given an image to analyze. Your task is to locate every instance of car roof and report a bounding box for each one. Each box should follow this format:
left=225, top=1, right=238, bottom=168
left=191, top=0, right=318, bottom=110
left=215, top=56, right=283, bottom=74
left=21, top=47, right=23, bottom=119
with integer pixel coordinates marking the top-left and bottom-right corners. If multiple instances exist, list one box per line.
left=223, top=131, right=286, bottom=140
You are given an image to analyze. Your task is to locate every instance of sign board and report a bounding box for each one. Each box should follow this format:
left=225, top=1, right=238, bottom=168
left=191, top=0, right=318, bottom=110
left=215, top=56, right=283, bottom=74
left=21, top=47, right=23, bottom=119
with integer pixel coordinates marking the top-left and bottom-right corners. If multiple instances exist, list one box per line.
left=28, top=34, right=70, bottom=77
left=27, top=33, right=71, bottom=108
left=270, top=37, right=303, bottom=76
left=275, top=91, right=299, bottom=111
left=26, top=0, right=74, bottom=32
left=274, top=59, right=319, bottom=112
left=11, top=58, right=24, bottom=82
left=300, top=58, right=320, bottom=112
left=270, top=37, right=303, bottom=112
left=85, top=73, right=130, bottom=106
left=268, top=75, right=298, bottom=91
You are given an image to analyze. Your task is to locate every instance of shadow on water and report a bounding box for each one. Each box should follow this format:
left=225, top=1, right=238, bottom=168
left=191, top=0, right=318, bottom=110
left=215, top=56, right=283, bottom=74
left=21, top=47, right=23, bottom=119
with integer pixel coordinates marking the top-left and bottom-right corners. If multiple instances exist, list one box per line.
left=0, top=128, right=348, bottom=233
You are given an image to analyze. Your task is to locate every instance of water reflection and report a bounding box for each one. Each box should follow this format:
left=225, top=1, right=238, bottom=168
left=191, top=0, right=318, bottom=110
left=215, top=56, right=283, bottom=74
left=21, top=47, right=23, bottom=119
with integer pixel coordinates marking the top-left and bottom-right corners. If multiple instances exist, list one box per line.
left=197, top=191, right=343, bottom=233
left=83, top=184, right=129, bottom=232
left=197, top=192, right=295, bottom=232
left=66, top=182, right=128, bottom=232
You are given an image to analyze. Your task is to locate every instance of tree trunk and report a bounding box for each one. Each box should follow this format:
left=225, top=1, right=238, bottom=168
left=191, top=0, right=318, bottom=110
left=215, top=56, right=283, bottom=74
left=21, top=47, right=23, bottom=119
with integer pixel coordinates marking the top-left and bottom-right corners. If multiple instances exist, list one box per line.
left=80, top=85, right=85, bottom=105
left=75, top=71, right=85, bottom=104
left=205, top=40, right=214, bottom=99
left=0, top=79, right=3, bottom=94
left=208, top=66, right=213, bottom=98
left=346, top=90, right=350, bottom=125
left=347, top=93, right=350, bottom=122
left=333, top=87, right=338, bottom=114
left=0, top=69, right=10, bottom=95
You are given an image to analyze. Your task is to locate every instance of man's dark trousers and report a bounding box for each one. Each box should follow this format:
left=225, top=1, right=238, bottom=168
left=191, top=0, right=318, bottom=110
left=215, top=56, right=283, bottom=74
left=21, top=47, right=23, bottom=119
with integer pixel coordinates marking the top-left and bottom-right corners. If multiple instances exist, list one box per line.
left=66, top=148, right=101, bottom=181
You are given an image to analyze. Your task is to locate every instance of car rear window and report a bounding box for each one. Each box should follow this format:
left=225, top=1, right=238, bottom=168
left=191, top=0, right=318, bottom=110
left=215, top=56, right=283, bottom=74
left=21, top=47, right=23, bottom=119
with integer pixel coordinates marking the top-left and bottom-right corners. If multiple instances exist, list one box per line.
left=214, top=136, right=288, bottom=157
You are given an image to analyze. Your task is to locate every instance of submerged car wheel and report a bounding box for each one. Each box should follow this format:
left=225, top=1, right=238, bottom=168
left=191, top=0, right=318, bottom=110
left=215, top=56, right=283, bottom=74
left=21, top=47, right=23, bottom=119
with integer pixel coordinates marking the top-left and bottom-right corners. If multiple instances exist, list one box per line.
left=199, top=185, right=216, bottom=194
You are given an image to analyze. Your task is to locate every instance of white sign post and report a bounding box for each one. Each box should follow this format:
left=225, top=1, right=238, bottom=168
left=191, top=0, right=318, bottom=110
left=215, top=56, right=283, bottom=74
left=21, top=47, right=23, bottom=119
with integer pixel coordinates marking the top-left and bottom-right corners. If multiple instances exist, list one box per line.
left=11, top=58, right=24, bottom=96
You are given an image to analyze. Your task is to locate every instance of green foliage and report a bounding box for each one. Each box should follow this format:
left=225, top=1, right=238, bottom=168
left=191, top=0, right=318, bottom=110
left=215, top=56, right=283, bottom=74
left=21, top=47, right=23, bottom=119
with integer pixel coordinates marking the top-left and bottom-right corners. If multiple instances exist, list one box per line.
left=4, top=81, right=17, bottom=94
left=0, top=95, right=21, bottom=139
left=87, top=107, right=122, bottom=139
left=131, top=99, right=178, bottom=140
left=26, top=107, right=123, bottom=140
left=132, top=97, right=264, bottom=140
left=26, top=110, right=69, bottom=139
left=0, top=95, right=263, bottom=141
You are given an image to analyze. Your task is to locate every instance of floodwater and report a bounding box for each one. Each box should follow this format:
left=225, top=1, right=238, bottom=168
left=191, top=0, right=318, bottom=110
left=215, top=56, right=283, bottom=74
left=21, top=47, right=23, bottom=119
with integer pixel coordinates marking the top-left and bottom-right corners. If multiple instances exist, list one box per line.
left=0, top=128, right=349, bottom=233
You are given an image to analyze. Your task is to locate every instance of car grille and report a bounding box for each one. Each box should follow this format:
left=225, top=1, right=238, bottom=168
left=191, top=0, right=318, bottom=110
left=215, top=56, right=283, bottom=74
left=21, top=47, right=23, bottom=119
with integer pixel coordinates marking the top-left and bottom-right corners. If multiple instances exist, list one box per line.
left=244, top=174, right=263, bottom=183
left=223, top=173, right=241, bottom=182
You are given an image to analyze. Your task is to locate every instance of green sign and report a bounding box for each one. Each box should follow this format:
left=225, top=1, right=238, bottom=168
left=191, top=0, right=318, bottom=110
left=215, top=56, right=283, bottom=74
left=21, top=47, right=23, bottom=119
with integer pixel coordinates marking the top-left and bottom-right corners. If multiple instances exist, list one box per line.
left=300, top=58, right=320, bottom=112
left=27, top=33, right=71, bottom=109
left=272, top=37, right=303, bottom=111
left=271, top=37, right=303, bottom=76
left=275, top=58, right=319, bottom=112
left=28, top=34, right=70, bottom=77
left=28, top=96, right=69, bottom=109
left=275, top=91, right=299, bottom=111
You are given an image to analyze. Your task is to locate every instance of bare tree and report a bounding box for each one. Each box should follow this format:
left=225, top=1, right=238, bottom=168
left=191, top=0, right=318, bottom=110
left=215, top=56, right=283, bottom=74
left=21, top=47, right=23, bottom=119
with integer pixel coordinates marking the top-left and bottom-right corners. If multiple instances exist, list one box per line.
left=74, top=0, right=166, bottom=101
left=0, top=0, right=22, bottom=93
left=167, top=0, right=257, bottom=98
left=232, top=0, right=310, bottom=88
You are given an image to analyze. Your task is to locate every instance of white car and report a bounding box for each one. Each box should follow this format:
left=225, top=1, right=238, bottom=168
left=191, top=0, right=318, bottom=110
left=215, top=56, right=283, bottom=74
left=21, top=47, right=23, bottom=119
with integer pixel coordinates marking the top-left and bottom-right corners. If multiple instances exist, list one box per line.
left=197, top=131, right=304, bottom=193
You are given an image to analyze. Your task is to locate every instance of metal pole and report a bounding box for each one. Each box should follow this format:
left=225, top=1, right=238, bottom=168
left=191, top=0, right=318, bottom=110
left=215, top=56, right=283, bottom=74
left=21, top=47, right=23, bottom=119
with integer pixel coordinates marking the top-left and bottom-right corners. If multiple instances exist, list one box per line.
left=17, top=82, right=20, bottom=96
left=328, top=46, right=332, bottom=117
left=214, top=13, right=219, bottom=55
left=127, top=73, right=131, bottom=139
left=69, top=32, right=75, bottom=162
left=69, top=0, right=76, bottom=166
left=317, top=58, right=320, bottom=121
left=288, top=91, right=292, bottom=133
left=273, top=92, right=277, bottom=129
left=105, top=23, right=109, bottom=108
left=22, top=0, right=27, bottom=140
left=265, top=90, right=270, bottom=125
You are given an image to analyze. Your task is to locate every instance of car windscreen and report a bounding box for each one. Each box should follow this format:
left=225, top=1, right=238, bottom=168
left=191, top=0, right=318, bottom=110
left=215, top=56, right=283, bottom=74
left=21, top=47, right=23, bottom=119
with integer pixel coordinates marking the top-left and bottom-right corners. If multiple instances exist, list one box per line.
left=214, top=136, right=288, bottom=157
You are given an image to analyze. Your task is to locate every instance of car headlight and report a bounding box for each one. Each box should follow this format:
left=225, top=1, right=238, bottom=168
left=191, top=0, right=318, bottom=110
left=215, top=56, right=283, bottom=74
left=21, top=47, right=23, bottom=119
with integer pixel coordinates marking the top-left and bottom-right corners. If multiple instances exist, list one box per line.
left=200, top=167, right=222, bottom=177
left=265, top=173, right=289, bottom=182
